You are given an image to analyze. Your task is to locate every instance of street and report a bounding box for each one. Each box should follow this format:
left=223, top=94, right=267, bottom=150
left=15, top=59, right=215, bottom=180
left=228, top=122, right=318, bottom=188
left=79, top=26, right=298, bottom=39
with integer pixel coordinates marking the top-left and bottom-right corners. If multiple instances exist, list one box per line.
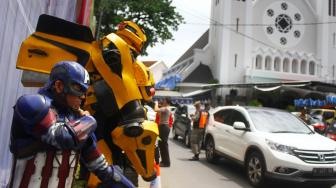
left=139, top=134, right=336, bottom=188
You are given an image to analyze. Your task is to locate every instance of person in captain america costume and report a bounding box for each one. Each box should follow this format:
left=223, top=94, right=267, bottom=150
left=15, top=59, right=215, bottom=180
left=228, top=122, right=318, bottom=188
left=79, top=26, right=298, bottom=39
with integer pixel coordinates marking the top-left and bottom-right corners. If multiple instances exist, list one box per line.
left=8, top=61, right=135, bottom=188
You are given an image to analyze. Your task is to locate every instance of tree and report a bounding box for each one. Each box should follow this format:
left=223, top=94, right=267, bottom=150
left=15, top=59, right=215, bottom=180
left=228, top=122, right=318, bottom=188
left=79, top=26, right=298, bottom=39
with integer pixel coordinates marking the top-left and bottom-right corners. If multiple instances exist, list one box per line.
left=94, top=0, right=184, bottom=54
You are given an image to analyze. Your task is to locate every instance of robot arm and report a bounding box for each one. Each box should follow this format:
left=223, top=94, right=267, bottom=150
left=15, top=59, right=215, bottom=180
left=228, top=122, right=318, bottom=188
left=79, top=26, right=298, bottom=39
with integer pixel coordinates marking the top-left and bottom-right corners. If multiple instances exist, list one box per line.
left=81, top=135, right=135, bottom=188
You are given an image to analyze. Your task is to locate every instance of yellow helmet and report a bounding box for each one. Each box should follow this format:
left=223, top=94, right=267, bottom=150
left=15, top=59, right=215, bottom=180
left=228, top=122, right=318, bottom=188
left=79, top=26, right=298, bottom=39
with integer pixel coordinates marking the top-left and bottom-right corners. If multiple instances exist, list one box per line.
left=133, top=60, right=156, bottom=101
left=116, top=21, right=147, bottom=54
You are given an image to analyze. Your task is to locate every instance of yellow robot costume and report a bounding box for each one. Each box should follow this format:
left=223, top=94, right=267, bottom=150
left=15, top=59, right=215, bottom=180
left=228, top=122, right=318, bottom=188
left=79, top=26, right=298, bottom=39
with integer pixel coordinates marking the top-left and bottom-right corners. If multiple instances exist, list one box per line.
left=16, top=14, right=158, bottom=187
left=87, top=21, right=157, bottom=186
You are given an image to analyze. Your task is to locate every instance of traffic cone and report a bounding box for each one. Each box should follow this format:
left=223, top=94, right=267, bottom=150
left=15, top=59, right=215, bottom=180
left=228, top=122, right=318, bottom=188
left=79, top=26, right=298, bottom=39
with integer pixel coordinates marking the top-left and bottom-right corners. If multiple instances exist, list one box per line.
left=149, top=163, right=161, bottom=188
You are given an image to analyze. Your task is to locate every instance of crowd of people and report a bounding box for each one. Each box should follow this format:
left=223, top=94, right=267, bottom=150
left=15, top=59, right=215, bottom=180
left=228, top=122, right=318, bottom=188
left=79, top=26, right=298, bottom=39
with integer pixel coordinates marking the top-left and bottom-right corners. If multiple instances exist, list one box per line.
left=151, top=98, right=211, bottom=165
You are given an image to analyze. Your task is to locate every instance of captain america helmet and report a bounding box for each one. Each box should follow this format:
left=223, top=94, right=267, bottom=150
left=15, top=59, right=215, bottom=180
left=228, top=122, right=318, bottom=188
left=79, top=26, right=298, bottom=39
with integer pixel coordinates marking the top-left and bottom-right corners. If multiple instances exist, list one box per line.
left=47, top=61, right=90, bottom=96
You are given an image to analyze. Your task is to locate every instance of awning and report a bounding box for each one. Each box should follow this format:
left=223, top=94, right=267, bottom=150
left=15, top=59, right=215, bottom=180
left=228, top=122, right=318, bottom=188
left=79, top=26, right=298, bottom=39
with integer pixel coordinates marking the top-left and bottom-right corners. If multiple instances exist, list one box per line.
left=153, top=91, right=193, bottom=104
left=182, top=89, right=211, bottom=97
left=154, top=90, right=182, bottom=97
left=155, top=74, right=182, bottom=90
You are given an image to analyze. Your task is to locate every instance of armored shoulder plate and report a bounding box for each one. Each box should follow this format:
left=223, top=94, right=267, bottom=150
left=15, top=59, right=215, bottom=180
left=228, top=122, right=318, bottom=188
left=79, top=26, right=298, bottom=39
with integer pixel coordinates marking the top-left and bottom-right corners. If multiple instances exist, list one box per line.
left=14, top=94, right=51, bottom=126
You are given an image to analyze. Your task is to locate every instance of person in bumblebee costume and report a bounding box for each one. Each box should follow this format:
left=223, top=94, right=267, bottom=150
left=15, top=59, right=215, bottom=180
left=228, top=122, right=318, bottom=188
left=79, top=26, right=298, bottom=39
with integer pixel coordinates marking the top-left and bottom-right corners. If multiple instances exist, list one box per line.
left=87, top=21, right=156, bottom=186
left=15, top=14, right=158, bottom=187
left=9, top=61, right=135, bottom=188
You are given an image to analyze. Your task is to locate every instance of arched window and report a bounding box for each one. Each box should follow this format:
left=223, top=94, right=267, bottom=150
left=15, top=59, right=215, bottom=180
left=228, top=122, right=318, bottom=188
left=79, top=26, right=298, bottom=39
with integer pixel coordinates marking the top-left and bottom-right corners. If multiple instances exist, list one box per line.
left=283, top=58, right=290, bottom=72
left=309, top=61, right=315, bottom=75
left=301, top=60, right=307, bottom=74
left=274, top=57, right=281, bottom=71
left=256, top=55, right=263, bottom=69
left=265, top=56, right=272, bottom=70
left=292, top=59, right=298, bottom=73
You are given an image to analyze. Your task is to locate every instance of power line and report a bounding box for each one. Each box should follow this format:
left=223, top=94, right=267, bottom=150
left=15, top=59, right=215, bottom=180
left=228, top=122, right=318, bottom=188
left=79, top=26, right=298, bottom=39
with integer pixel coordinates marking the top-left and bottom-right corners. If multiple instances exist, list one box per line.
left=174, top=3, right=212, bottom=24
left=182, top=21, right=336, bottom=27
left=175, top=3, right=336, bottom=27
left=175, top=3, right=334, bottom=52
left=175, top=5, right=275, bottom=48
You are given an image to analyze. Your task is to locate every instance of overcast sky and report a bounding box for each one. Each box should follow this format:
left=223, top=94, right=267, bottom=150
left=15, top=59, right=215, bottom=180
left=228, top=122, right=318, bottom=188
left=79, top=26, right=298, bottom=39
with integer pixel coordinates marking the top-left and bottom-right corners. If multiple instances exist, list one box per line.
left=138, top=0, right=211, bottom=68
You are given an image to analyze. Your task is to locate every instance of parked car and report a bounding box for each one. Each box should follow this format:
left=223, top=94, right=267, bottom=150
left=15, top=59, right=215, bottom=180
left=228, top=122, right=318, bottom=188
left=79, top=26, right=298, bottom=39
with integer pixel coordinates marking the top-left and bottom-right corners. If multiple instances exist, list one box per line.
left=205, top=106, right=336, bottom=188
left=308, top=116, right=327, bottom=135
left=310, top=108, right=336, bottom=124
left=168, top=106, right=177, bottom=122
left=172, top=104, right=195, bottom=147
left=326, top=122, right=336, bottom=141
left=292, top=112, right=326, bottom=135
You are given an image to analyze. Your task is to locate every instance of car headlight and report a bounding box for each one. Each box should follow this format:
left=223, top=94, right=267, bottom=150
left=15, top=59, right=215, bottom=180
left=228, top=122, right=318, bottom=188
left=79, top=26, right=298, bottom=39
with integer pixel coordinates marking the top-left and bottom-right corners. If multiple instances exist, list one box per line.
left=265, top=139, right=296, bottom=155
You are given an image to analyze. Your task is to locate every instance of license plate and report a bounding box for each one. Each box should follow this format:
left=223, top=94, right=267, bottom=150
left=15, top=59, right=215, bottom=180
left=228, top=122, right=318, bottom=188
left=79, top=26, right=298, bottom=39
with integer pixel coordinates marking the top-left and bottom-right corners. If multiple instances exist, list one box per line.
left=312, top=168, right=334, bottom=176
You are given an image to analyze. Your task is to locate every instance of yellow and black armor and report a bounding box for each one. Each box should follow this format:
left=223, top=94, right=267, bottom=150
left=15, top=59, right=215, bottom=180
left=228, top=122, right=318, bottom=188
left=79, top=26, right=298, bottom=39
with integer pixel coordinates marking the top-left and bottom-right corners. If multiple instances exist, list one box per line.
left=15, top=14, right=158, bottom=186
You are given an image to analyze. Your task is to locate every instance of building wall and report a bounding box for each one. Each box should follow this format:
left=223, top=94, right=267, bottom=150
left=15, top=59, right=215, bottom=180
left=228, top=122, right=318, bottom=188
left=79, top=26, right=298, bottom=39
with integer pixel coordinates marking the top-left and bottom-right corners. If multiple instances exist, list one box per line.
left=0, top=1, right=78, bottom=186
left=227, top=0, right=248, bottom=84
left=210, top=0, right=336, bottom=83
left=209, top=0, right=230, bottom=85
left=326, top=0, right=336, bottom=82
left=207, top=0, right=336, bottom=104
left=252, top=0, right=317, bottom=53
left=150, top=61, right=168, bottom=83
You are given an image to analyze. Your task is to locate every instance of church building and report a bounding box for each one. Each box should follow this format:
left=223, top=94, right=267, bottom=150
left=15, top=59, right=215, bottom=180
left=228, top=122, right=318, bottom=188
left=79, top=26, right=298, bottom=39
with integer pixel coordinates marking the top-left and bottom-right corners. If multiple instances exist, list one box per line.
left=163, top=0, right=336, bottom=106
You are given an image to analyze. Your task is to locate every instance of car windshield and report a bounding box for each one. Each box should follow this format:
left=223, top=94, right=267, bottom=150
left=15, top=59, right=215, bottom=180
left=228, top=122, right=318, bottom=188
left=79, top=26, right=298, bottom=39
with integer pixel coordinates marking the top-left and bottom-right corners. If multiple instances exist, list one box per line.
left=248, top=109, right=313, bottom=134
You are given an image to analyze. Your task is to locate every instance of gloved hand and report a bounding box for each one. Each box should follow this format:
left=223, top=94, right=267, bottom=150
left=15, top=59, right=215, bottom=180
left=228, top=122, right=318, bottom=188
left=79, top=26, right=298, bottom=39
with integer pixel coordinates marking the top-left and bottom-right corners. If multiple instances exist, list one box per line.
left=68, top=115, right=97, bottom=143
left=98, top=165, right=136, bottom=188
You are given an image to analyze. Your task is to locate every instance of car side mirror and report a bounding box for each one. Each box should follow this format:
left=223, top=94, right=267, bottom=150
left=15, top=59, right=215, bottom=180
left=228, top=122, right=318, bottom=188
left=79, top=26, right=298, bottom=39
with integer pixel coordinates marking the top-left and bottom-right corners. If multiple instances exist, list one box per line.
left=308, top=125, right=315, bottom=132
left=233, top=121, right=249, bottom=131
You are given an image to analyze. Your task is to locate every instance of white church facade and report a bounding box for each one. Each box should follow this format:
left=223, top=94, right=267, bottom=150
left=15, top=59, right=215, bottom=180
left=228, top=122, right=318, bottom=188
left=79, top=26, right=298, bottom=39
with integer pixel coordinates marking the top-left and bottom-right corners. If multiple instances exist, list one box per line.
left=164, top=0, right=336, bottom=104
left=210, top=0, right=336, bottom=85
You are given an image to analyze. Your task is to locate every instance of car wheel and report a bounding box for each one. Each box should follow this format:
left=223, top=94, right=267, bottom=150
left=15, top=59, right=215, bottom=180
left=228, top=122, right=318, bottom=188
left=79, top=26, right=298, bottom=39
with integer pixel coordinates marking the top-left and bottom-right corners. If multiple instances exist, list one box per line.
left=205, top=137, right=218, bottom=163
left=184, top=132, right=190, bottom=147
left=172, top=128, right=178, bottom=140
left=246, top=152, right=266, bottom=188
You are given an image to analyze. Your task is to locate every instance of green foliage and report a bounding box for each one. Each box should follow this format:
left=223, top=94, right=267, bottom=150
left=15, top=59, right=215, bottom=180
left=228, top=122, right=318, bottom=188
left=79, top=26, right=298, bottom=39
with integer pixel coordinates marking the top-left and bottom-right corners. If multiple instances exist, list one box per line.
left=286, top=105, right=295, bottom=112
left=248, top=99, right=262, bottom=107
left=208, top=78, right=219, bottom=84
left=94, top=0, right=184, bottom=55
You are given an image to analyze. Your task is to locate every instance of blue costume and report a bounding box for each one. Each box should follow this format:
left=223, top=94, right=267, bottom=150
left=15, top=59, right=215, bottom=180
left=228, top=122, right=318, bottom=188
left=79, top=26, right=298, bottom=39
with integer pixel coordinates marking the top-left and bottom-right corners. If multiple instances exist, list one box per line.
left=8, top=61, right=134, bottom=188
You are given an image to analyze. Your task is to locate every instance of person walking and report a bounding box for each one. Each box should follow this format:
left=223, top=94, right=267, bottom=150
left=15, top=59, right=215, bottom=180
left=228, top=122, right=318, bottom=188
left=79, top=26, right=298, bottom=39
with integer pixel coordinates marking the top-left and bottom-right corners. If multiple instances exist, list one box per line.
left=154, top=98, right=172, bottom=167
left=189, top=101, right=210, bottom=161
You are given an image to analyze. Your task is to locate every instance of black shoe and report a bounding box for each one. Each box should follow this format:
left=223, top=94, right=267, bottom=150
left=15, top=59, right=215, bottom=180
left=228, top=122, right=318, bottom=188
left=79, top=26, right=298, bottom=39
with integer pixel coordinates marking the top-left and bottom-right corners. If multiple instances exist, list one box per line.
left=189, top=156, right=199, bottom=161
left=159, top=162, right=170, bottom=167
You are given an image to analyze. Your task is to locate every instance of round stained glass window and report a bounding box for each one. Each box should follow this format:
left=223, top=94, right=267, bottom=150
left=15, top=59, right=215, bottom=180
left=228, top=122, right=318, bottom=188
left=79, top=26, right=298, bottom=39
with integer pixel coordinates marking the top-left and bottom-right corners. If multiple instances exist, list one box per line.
left=267, top=9, right=274, bottom=17
left=281, top=2, right=288, bottom=10
left=294, top=13, right=301, bottom=21
left=294, top=30, right=301, bottom=38
left=275, top=14, right=292, bottom=33
left=263, top=1, right=304, bottom=47
left=280, top=37, right=287, bottom=45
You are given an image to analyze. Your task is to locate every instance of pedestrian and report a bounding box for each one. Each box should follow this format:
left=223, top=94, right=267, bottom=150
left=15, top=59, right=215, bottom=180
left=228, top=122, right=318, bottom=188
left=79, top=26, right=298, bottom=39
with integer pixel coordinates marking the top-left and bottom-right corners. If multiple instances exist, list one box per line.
left=299, top=107, right=309, bottom=124
left=189, top=101, right=210, bottom=161
left=8, top=61, right=134, bottom=188
left=154, top=97, right=172, bottom=167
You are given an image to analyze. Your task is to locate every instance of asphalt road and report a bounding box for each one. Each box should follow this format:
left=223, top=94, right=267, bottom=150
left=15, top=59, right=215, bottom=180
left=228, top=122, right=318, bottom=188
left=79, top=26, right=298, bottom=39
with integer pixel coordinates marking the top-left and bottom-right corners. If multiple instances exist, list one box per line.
left=139, top=134, right=336, bottom=188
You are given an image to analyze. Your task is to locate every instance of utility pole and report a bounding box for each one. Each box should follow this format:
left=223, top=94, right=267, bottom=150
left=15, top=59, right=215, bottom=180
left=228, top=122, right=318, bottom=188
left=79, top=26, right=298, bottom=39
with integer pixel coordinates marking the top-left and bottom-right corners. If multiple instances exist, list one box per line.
left=95, top=1, right=104, bottom=40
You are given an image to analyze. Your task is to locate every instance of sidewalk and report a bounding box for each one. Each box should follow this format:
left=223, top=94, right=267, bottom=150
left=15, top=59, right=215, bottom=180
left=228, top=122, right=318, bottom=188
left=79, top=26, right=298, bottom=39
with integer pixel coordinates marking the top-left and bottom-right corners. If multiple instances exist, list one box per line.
left=138, top=176, right=151, bottom=188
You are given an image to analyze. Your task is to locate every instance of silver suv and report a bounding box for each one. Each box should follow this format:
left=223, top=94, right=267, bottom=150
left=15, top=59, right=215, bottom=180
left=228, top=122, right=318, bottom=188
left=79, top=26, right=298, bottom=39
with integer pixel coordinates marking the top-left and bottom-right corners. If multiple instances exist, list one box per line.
left=204, top=106, right=336, bottom=187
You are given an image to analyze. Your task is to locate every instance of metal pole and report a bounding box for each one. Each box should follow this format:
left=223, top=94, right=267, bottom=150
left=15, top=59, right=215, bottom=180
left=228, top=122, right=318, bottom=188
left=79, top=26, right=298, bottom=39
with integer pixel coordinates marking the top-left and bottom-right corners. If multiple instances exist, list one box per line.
left=95, top=8, right=103, bottom=39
